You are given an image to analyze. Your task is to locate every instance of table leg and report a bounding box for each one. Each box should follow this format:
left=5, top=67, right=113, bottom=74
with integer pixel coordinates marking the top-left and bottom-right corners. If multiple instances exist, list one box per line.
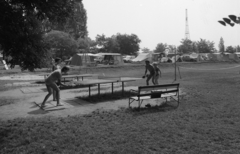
left=112, top=82, right=114, bottom=94
left=122, top=82, right=124, bottom=95
left=82, top=77, right=83, bottom=80
left=89, top=85, right=91, bottom=97
left=77, top=77, right=79, bottom=81
left=98, top=84, right=100, bottom=96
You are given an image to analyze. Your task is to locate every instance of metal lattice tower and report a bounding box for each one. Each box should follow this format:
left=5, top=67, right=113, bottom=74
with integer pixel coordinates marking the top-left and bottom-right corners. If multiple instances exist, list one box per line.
left=185, top=9, right=190, bottom=40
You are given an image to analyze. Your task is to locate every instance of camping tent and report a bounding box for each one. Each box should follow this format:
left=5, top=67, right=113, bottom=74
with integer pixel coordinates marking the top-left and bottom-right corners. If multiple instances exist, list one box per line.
left=208, top=53, right=222, bottom=61
left=229, top=53, right=239, bottom=61
left=70, top=53, right=97, bottom=66
left=97, top=53, right=124, bottom=65
left=132, top=53, right=152, bottom=62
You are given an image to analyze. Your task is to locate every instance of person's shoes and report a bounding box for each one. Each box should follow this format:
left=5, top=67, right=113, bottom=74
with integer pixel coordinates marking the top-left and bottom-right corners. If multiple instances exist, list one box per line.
left=53, top=99, right=56, bottom=101
left=56, top=103, right=64, bottom=106
left=145, top=104, right=151, bottom=108
left=40, top=104, right=46, bottom=109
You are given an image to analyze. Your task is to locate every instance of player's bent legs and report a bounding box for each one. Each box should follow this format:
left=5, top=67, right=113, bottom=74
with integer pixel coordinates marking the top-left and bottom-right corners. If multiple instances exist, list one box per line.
left=41, top=84, right=53, bottom=107
left=53, top=90, right=56, bottom=101
left=149, top=73, right=155, bottom=85
left=48, top=83, right=61, bottom=106
left=154, top=75, right=159, bottom=85
left=146, top=76, right=150, bottom=85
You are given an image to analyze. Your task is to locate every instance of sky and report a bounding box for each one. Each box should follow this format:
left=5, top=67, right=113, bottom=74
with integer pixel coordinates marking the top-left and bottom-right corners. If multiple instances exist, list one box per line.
left=83, top=0, right=240, bottom=51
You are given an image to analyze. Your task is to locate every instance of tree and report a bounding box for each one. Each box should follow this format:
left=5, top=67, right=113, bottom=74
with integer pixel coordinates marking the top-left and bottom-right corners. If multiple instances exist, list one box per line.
left=177, top=39, right=193, bottom=54
left=0, top=0, right=75, bottom=71
left=52, top=0, right=88, bottom=40
left=95, top=34, right=108, bottom=53
left=77, top=37, right=96, bottom=51
left=154, top=43, right=167, bottom=53
left=105, top=35, right=120, bottom=53
left=236, top=45, right=240, bottom=52
left=218, top=37, right=225, bottom=53
left=196, top=39, right=215, bottom=53
left=95, top=33, right=141, bottom=55
left=116, top=33, right=141, bottom=55
left=226, top=46, right=235, bottom=53
left=44, top=30, right=78, bottom=60
left=141, top=48, right=151, bottom=53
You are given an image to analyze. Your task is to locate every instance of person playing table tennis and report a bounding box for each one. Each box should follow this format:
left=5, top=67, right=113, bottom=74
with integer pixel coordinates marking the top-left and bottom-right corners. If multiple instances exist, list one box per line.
left=143, top=60, right=155, bottom=85
left=40, top=66, right=70, bottom=108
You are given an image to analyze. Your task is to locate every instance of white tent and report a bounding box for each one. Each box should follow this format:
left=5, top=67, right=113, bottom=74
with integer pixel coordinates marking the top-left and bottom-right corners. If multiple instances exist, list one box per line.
left=132, top=53, right=152, bottom=62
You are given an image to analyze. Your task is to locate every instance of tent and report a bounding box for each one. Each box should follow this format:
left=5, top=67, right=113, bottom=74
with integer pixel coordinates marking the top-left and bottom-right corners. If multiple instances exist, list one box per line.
left=132, top=53, right=152, bottom=62
left=221, top=53, right=230, bottom=61
left=97, top=53, right=124, bottom=65
left=70, top=53, right=98, bottom=66
left=198, top=53, right=210, bottom=61
left=171, top=55, right=182, bottom=63
left=229, top=53, right=239, bottom=61
left=208, top=53, right=222, bottom=61
left=181, top=54, right=191, bottom=62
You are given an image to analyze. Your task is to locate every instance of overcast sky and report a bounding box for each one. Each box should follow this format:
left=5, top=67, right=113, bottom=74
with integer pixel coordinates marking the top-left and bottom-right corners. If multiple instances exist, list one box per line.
left=83, top=0, right=240, bottom=51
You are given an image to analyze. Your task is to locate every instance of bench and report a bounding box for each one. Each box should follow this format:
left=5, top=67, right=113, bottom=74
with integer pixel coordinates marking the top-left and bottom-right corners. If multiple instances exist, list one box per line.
left=129, top=83, right=180, bottom=108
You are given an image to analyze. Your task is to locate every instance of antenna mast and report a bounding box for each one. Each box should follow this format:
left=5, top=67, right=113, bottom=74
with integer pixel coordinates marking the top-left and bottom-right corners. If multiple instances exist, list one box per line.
left=185, top=9, right=190, bottom=40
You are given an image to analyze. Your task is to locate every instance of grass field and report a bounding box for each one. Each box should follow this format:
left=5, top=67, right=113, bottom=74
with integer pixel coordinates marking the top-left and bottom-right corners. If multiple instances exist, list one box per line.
left=1, top=62, right=240, bottom=153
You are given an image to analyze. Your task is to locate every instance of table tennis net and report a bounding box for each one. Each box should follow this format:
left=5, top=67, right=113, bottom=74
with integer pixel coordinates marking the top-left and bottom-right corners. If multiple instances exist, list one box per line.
left=97, top=76, right=121, bottom=81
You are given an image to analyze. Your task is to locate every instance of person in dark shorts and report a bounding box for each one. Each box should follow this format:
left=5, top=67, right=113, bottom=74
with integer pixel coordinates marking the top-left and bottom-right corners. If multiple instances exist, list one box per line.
left=52, top=58, right=62, bottom=101
left=40, top=66, right=70, bottom=108
left=143, top=60, right=155, bottom=85
left=152, top=62, right=161, bottom=85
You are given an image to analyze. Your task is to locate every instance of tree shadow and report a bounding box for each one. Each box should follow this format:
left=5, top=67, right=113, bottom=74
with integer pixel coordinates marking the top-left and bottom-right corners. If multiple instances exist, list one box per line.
left=126, top=102, right=179, bottom=116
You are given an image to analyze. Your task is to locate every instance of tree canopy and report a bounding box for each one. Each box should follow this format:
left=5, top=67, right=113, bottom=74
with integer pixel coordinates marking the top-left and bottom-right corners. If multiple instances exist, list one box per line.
left=51, top=1, right=88, bottom=40
left=0, top=0, right=75, bottom=71
left=44, top=30, right=78, bottom=60
left=177, top=38, right=215, bottom=54
left=154, top=43, right=167, bottom=53
left=196, top=39, right=215, bottom=53
left=225, top=46, right=235, bottom=53
left=177, top=39, right=194, bottom=54
left=218, top=37, right=225, bottom=53
left=95, top=33, right=141, bottom=55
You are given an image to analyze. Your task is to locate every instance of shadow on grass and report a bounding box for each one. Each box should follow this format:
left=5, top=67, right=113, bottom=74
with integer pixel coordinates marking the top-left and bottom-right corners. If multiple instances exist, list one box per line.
left=77, top=91, right=136, bottom=104
left=126, top=102, right=178, bottom=116
left=0, top=98, right=17, bottom=107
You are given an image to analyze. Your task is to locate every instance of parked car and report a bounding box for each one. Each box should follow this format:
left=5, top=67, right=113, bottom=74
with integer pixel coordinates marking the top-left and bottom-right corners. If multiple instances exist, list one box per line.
left=94, top=56, right=104, bottom=64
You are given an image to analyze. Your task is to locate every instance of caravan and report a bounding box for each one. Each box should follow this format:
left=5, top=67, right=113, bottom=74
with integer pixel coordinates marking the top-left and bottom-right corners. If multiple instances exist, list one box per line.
left=95, top=53, right=124, bottom=65
left=70, top=53, right=98, bottom=66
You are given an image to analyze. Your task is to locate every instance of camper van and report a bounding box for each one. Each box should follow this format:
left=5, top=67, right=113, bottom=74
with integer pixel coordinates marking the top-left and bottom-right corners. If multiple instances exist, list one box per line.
left=95, top=53, right=124, bottom=65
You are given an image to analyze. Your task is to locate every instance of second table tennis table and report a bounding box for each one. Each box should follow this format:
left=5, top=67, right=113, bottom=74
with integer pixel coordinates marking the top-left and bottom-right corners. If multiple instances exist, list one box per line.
left=73, top=77, right=142, bottom=97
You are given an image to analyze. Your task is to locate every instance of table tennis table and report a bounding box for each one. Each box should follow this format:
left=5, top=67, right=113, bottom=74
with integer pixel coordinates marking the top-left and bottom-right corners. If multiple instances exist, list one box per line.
left=73, top=77, right=142, bottom=97
left=39, top=73, right=96, bottom=83
left=61, top=74, right=97, bottom=83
